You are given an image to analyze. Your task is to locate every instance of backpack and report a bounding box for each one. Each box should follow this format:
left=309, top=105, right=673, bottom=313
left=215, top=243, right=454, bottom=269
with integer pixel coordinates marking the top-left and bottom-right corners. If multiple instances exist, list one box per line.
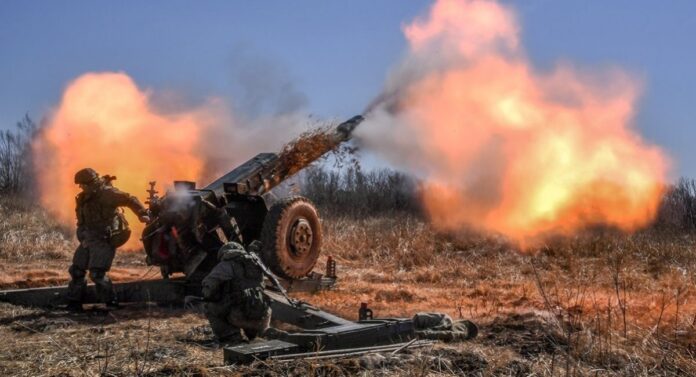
left=222, top=250, right=269, bottom=319
left=240, top=287, right=269, bottom=319
left=109, top=209, right=131, bottom=247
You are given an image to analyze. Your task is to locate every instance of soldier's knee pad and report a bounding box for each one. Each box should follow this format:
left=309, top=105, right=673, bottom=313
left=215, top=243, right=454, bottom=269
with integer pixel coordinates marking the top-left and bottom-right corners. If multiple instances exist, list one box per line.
left=69, top=265, right=86, bottom=280
left=88, top=269, right=109, bottom=283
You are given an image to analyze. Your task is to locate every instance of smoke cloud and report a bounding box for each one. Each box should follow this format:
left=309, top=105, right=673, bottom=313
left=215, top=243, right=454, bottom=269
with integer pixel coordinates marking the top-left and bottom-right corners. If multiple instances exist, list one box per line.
left=32, top=71, right=309, bottom=249
left=357, top=0, right=669, bottom=246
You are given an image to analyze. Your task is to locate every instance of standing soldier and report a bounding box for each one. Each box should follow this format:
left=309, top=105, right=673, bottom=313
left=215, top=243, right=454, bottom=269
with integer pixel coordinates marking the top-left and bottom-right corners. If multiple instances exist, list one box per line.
left=201, top=241, right=271, bottom=344
left=66, top=168, right=150, bottom=311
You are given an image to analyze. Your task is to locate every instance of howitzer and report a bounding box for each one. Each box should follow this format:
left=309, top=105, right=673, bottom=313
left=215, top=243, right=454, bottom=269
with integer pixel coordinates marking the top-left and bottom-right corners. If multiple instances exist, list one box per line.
left=0, top=281, right=477, bottom=364
left=0, top=113, right=479, bottom=364
left=0, top=116, right=364, bottom=311
left=142, top=115, right=364, bottom=282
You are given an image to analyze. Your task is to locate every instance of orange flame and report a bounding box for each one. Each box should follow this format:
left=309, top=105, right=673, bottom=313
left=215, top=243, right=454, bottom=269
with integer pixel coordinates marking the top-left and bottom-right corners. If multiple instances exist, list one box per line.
left=32, top=72, right=213, bottom=249
left=362, top=0, right=669, bottom=246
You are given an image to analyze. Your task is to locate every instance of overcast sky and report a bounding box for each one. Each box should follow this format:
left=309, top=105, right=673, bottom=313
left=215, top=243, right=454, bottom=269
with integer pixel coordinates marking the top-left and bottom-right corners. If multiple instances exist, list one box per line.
left=1, top=1, right=695, bottom=177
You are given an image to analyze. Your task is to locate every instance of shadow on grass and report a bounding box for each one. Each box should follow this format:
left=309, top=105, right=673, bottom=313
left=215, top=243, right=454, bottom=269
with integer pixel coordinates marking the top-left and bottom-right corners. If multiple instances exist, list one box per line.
left=0, top=303, right=191, bottom=332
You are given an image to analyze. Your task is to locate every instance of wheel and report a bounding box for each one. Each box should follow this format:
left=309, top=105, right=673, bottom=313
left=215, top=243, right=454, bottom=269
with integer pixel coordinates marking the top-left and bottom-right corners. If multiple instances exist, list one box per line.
left=260, top=196, right=322, bottom=279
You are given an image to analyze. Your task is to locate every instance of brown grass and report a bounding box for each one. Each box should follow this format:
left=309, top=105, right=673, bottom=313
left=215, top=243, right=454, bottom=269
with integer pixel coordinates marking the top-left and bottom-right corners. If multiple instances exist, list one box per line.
left=0, top=200, right=695, bottom=375
left=0, top=196, right=72, bottom=262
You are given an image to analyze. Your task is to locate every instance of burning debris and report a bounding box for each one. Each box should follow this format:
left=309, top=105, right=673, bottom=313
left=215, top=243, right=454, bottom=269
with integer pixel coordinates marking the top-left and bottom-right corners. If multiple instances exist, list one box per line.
left=276, top=126, right=337, bottom=178
left=276, top=116, right=363, bottom=179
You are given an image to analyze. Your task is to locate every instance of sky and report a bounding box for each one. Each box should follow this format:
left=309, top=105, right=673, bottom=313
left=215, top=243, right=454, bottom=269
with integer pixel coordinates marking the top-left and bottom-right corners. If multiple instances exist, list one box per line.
left=1, top=1, right=696, bottom=177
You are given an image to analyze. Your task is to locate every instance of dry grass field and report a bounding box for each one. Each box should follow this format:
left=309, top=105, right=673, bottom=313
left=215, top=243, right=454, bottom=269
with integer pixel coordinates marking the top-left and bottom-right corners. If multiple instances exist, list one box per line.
left=0, top=195, right=695, bottom=376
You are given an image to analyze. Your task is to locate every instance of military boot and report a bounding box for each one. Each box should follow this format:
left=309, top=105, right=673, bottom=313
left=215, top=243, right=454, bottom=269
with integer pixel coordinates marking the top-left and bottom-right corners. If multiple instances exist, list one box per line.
left=218, top=333, right=247, bottom=347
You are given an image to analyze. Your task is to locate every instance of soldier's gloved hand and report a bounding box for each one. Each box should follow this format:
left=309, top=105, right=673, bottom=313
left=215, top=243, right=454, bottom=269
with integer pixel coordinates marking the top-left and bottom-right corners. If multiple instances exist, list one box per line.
left=139, top=215, right=151, bottom=223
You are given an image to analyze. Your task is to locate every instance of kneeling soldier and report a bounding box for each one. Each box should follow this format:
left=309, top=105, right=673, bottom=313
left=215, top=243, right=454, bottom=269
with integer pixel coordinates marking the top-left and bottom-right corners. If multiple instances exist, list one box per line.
left=202, top=242, right=271, bottom=344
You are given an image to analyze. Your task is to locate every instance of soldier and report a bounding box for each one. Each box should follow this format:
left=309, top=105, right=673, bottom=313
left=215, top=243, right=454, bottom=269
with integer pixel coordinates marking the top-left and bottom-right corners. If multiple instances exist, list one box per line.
left=412, top=312, right=478, bottom=342
left=201, top=241, right=271, bottom=344
left=152, top=191, right=243, bottom=278
left=66, top=168, right=150, bottom=311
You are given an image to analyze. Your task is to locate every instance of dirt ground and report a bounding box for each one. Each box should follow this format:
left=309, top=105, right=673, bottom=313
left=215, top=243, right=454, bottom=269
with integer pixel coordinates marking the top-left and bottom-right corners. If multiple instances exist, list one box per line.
left=0, top=201, right=695, bottom=376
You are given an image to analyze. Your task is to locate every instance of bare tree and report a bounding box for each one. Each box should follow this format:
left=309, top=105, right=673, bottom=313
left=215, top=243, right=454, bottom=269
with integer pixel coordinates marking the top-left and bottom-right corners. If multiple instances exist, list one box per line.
left=0, top=114, right=37, bottom=194
left=653, top=178, right=696, bottom=232
left=300, top=163, right=422, bottom=217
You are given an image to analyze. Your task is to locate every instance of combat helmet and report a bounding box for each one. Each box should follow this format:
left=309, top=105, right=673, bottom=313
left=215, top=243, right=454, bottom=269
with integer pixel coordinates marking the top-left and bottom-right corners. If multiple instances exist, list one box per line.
left=217, top=241, right=246, bottom=261
left=74, top=168, right=100, bottom=185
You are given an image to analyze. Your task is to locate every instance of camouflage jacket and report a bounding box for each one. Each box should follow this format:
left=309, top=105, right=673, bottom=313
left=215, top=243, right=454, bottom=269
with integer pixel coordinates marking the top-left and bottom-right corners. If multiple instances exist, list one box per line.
left=76, top=185, right=147, bottom=239
left=201, top=249, right=264, bottom=302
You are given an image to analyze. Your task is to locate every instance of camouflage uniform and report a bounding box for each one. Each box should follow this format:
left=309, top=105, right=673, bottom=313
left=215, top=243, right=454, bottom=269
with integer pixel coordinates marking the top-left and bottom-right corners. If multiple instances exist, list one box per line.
left=412, top=312, right=478, bottom=342
left=202, top=242, right=271, bottom=343
left=67, top=168, right=148, bottom=307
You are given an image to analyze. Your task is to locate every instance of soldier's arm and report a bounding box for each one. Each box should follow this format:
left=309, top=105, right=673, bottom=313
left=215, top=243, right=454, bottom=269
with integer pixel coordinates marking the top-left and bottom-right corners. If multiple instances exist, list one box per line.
left=201, top=262, right=234, bottom=301
left=201, top=199, right=243, bottom=243
left=75, top=195, right=86, bottom=241
left=104, top=188, right=148, bottom=217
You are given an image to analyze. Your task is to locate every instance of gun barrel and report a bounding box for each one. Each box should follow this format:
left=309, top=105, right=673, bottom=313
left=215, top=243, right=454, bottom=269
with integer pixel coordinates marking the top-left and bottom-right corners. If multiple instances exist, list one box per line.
left=204, top=115, right=364, bottom=196
left=334, top=115, right=364, bottom=142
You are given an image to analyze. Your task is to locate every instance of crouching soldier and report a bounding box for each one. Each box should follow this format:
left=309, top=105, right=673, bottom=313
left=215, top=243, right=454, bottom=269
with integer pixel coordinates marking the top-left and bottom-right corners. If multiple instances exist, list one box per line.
left=413, top=312, right=478, bottom=342
left=202, top=242, right=271, bottom=344
left=66, top=168, right=150, bottom=311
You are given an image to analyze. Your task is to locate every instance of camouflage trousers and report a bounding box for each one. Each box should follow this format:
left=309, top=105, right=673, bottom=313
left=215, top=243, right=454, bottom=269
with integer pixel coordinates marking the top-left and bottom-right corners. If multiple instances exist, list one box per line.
left=205, top=301, right=271, bottom=343
left=66, top=235, right=117, bottom=304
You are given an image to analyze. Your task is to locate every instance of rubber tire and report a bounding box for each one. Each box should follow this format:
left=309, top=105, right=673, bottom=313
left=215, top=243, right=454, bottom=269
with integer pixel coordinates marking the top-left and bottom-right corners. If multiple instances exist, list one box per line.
left=260, top=196, right=322, bottom=280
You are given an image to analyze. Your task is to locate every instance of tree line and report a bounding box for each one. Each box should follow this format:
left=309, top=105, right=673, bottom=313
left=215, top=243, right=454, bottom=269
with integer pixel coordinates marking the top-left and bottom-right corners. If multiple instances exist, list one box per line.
left=0, top=114, right=37, bottom=194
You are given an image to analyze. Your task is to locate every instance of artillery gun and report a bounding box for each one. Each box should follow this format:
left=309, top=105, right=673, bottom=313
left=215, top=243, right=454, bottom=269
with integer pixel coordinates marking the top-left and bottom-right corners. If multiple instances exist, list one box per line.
left=142, top=115, right=364, bottom=286
left=0, top=114, right=479, bottom=363
left=0, top=116, right=364, bottom=312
